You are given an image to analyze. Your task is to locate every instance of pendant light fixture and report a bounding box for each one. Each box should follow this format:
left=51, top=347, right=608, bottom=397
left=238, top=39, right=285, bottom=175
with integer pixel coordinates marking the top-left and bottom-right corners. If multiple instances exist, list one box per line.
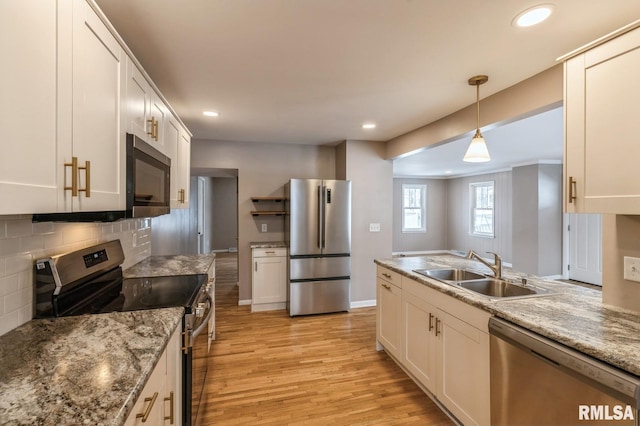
left=464, top=75, right=490, bottom=162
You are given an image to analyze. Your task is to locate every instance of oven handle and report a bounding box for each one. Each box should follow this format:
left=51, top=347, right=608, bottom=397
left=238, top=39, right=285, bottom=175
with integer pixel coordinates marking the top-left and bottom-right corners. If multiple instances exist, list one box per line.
left=185, top=294, right=213, bottom=353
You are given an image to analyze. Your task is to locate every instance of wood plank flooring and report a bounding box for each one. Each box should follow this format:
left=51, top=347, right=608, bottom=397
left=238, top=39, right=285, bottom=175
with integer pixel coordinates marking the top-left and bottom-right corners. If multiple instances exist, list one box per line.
left=199, top=252, right=453, bottom=425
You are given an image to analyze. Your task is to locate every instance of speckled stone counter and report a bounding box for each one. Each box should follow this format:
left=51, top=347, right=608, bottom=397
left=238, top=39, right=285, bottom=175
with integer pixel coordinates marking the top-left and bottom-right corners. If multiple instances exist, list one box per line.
left=123, top=253, right=215, bottom=278
left=249, top=241, right=288, bottom=249
left=0, top=307, right=183, bottom=426
left=375, top=253, right=640, bottom=377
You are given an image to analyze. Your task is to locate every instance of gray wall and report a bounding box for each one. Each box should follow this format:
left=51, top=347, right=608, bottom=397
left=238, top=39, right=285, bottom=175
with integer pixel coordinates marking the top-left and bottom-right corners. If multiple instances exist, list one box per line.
left=512, top=164, right=562, bottom=276
left=210, top=177, right=238, bottom=251
left=190, top=139, right=336, bottom=302
left=340, top=140, right=393, bottom=304
left=392, top=178, right=447, bottom=252
left=446, top=171, right=513, bottom=262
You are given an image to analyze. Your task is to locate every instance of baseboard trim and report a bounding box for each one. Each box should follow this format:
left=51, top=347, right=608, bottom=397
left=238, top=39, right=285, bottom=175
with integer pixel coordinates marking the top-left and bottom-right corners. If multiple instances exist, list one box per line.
left=350, top=299, right=376, bottom=308
left=238, top=299, right=251, bottom=306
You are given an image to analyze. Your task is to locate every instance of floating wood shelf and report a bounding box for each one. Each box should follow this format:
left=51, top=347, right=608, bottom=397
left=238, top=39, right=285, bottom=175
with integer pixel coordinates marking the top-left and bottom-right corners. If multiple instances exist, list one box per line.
left=250, top=211, right=287, bottom=216
left=251, top=197, right=285, bottom=202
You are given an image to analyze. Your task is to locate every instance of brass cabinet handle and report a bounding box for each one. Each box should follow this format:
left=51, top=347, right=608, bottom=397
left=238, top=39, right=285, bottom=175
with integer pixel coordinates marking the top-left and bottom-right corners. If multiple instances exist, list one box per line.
left=428, top=313, right=434, bottom=332
left=382, top=273, right=391, bottom=279
left=164, top=391, right=174, bottom=424
left=147, top=117, right=156, bottom=139
left=255, top=261, right=258, bottom=272
left=435, top=318, right=441, bottom=337
left=136, top=391, right=158, bottom=422
left=265, top=251, right=276, bottom=254
left=568, top=176, right=577, bottom=203
left=153, top=119, right=159, bottom=141
left=64, top=157, right=79, bottom=196
left=178, top=188, right=186, bottom=203
left=381, top=283, right=391, bottom=290
left=78, top=160, right=90, bottom=198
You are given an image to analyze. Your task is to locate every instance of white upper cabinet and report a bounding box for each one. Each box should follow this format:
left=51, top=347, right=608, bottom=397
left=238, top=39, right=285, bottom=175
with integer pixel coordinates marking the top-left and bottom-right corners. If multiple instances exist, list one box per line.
left=0, top=1, right=60, bottom=214
left=1, top=0, right=190, bottom=216
left=126, top=58, right=167, bottom=155
left=166, top=115, right=191, bottom=209
left=66, top=0, right=126, bottom=212
left=564, top=23, right=640, bottom=214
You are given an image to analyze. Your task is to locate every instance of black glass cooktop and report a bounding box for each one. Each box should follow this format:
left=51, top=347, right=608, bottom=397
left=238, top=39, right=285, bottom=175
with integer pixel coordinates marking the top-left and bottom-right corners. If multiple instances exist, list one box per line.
left=61, top=274, right=207, bottom=317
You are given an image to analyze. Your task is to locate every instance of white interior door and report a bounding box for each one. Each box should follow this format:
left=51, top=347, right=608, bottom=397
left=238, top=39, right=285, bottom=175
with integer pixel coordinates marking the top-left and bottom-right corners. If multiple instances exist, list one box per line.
left=568, top=213, right=602, bottom=285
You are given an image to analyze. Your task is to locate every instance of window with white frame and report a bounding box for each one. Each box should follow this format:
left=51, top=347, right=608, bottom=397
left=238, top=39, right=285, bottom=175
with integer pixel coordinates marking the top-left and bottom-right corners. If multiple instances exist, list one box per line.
left=402, top=184, right=426, bottom=233
left=470, top=181, right=494, bottom=237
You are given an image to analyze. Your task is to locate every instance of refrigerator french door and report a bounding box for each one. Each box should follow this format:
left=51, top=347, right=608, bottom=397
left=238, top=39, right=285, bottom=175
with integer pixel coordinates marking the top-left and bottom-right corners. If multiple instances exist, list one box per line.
left=286, top=179, right=351, bottom=316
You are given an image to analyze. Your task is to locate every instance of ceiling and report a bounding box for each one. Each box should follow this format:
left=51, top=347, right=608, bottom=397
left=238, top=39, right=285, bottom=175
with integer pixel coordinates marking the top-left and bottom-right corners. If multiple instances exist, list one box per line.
left=95, top=1, right=639, bottom=173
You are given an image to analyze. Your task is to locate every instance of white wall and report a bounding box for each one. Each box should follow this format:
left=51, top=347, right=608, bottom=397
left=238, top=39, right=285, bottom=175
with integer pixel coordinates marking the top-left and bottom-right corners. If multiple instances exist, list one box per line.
left=392, top=178, right=447, bottom=253
left=0, top=216, right=151, bottom=336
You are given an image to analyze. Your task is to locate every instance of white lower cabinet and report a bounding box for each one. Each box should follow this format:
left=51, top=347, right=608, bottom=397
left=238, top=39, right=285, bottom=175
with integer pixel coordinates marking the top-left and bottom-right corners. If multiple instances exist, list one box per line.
left=251, top=248, right=287, bottom=311
left=377, top=266, right=491, bottom=426
left=376, top=267, right=402, bottom=360
left=125, top=325, right=181, bottom=425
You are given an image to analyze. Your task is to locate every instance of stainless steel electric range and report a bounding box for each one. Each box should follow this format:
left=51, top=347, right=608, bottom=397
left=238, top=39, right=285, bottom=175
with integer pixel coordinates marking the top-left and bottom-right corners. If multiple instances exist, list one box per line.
left=34, top=240, right=211, bottom=426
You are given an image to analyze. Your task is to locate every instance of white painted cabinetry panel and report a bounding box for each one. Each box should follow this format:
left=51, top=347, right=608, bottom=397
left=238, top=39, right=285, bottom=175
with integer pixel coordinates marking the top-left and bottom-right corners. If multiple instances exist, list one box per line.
left=252, top=248, right=287, bottom=311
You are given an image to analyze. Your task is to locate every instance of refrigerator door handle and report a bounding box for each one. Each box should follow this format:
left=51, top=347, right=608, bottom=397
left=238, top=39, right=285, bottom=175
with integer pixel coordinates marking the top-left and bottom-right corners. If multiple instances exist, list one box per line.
left=321, top=185, right=327, bottom=249
left=317, top=185, right=322, bottom=249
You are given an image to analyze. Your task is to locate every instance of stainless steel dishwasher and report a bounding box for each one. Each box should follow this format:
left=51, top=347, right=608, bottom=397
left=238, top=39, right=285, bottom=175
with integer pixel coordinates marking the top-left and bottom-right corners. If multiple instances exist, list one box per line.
left=489, top=317, right=640, bottom=425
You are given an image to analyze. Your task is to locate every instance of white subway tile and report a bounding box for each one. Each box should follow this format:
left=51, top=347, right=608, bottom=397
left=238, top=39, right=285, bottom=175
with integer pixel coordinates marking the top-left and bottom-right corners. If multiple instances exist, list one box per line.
left=6, top=254, right=32, bottom=275
left=32, top=222, right=55, bottom=235
left=5, top=290, right=21, bottom=313
left=0, top=237, right=21, bottom=258
left=0, top=275, right=19, bottom=297
left=0, top=310, right=19, bottom=336
left=21, top=235, right=45, bottom=253
left=6, top=219, right=33, bottom=238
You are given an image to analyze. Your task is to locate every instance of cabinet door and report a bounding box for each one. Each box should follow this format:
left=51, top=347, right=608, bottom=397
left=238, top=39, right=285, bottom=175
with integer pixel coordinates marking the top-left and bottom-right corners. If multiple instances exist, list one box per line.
left=376, top=278, right=402, bottom=360
left=401, top=294, right=437, bottom=393
left=149, top=91, right=167, bottom=154
left=178, top=129, right=191, bottom=207
left=126, top=57, right=152, bottom=143
left=71, top=0, right=125, bottom=212
left=125, top=350, right=166, bottom=426
left=253, top=255, right=287, bottom=305
left=565, top=26, right=640, bottom=213
left=436, top=309, right=490, bottom=426
left=207, top=261, right=216, bottom=351
left=0, top=1, right=60, bottom=214
left=165, top=116, right=181, bottom=208
left=163, top=327, right=181, bottom=425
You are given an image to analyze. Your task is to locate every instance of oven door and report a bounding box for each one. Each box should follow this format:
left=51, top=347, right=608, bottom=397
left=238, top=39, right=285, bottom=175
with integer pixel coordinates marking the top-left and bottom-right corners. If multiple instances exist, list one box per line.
left=184, top=294, right=213, bottom=426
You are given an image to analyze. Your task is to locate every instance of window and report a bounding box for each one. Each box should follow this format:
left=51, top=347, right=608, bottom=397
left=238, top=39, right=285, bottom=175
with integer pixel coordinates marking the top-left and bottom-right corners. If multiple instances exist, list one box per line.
left=402, top=184, right=426, bottom=232
left=470, top=181, right=494, bottom=237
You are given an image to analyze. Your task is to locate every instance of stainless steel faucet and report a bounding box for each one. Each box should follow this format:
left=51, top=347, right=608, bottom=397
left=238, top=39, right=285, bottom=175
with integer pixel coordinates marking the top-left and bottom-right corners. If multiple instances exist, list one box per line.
left=466, top=250, right=502, bottom=279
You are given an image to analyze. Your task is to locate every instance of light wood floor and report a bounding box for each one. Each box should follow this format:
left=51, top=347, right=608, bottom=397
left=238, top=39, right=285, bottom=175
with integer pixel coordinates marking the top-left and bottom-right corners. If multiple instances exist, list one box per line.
left=199, top=252, right=453, bottom=425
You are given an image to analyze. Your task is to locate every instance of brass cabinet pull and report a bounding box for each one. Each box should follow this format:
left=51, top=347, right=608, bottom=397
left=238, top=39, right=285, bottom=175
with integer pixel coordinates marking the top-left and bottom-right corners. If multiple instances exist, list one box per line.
left=164, top=391, right=174, bottom=424
left=381, top=283, right=391, bottom=290
left=435, top=318, right=441, bottom=337
left=136, top=391, right=158, bottom=422
left=255, top=261, right=258, bottom=272
left=147, top=117, right=156, bottom=139
left=568, top=176, right=577, bottom=203
left=153, top=119, right=159, bottom=141
left=64, top=157, right=79, bottom=196
left=78, top=160, right=90, bottom=198
left=178, top=188, right=186, bottom=203
left=382, top=273, right=391, bottom=279
left=428, top=313, right=434, bottom=332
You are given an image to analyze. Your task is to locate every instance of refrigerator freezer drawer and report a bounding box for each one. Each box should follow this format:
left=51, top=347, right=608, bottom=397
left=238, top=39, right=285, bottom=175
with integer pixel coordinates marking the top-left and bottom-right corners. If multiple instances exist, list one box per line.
left=289, top=256, right=350, bottom=280
left=289, top=279, right=350, bottom=316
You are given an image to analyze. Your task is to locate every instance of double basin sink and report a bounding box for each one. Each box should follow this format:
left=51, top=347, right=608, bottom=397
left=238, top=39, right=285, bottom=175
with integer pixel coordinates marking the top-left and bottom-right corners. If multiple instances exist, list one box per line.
left=413, top=268, right=552, bottom=300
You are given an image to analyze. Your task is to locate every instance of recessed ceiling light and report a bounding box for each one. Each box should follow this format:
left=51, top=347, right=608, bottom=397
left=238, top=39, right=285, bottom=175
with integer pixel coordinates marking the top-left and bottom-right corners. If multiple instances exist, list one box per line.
left=445, top=170, right=452, bottom=174
left=203, top=111, right=219, bottom=117
left=362, top=123, right=376, bottom=129
left=513, top=4, right=554, bottom=27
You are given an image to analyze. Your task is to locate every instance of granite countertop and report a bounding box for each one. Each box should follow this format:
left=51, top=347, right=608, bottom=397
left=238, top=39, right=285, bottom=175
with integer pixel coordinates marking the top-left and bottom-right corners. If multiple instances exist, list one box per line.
left=375, top=253, right=640, bottom=377
left=249, top=241, right=288, bottom=249
left=123, top=253, right=216, bottom=278
left=0, top=307, right=184, bottom=426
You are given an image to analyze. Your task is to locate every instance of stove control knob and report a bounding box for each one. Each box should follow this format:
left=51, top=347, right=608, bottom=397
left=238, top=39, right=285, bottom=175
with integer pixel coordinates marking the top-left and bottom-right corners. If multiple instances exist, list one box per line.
left=195, top=303, right=206, bottom=317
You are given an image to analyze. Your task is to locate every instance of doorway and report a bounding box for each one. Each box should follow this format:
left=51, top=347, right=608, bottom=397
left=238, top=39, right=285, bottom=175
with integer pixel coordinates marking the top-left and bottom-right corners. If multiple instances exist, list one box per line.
left=567, top=213, right=602, bottom=285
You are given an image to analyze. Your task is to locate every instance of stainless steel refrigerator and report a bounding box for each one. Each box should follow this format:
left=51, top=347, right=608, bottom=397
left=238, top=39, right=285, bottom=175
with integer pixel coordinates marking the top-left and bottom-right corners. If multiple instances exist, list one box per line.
left=285, top=179, right=351, bottom=316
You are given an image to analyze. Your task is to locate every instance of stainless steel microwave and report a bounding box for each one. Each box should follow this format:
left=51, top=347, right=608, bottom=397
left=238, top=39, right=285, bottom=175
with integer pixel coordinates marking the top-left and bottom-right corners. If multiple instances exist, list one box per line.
left=126, top=133, right=171, bottom=218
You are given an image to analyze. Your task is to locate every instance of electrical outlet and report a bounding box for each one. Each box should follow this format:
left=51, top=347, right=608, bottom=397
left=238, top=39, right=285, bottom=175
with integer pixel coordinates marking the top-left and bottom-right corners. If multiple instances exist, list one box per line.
left=369, top=223, right=380, bottom=232
left=623, top=256, right=640, bottom=282
left=261, top=224, right=267, bottom=233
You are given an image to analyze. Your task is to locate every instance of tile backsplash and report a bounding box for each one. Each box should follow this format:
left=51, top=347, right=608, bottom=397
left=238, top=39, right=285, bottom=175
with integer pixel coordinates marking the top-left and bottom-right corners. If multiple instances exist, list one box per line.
left=0, top=216, right=152, bottom=337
